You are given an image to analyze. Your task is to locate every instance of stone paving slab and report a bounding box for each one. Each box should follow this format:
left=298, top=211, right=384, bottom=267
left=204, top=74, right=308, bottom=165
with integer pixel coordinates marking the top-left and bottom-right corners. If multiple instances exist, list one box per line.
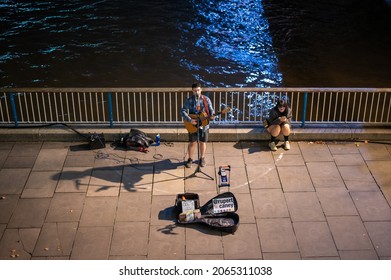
left=70, top=226, right=112, bottom=260
left=316, top=188, right=358, bottom=216
left=257, top=218, right=299, bottom=253
left=116, top=192, right=152, bottom=222
left=339, top=250, right=379, bottom=260
left=338, top=165, right=380, bottom=192
left=333, top=153, right=365, bottom=166
left=299, top=142, right=334, bottom=162
left=79, top=197, right=118, bottom=227
left=0, top=140, right=391, bottom=260
left=147, top=225, right=185, bottom=260
left=234, top=193, right=255, bottom=223
left=0, top=228, right=40, bottom=259
left=46, top=193, right=85, bottom=222
left=278, top=166, right=314, bottom=191
left=350, top=191, right=391, bottom=221
left=110, top=222, right=149, bottom=257
left=285, top=192, right=326, bottom=222
left=0, top=194, right=19, bottom=223
left=251, top=189, right=289, bottom=219
left=3, top=155, right=36, bottom=169
left=21, top=171, right=59, bottom=198
left=185, top=226, right=223, bottom=255
left=121, top=165, right=153, bottom=192
left=222, top=167, right=249, bottom=193
left=33, top=148, right=68, bottom=171
left=33, top=222, right=78, bottom=257
left=246, top=164, right=281, bottom=189
left=9, top=142, right=42, bottom=157
left=364, top=221, right=391, bottom=257
left=56, top=167, right=91, bottom=193
left=8, top=198, right=51, bottom=228
left=326, top=216, right=373, bottom=251
left=222, top=223, right=262, bottom=260
left=366, top=161, right=391, bottom=187
left=293, top=221, right=338, bottom=258
left=0, top=168, right=30, bottom=194
left=306, top=162, right=345, bottom=189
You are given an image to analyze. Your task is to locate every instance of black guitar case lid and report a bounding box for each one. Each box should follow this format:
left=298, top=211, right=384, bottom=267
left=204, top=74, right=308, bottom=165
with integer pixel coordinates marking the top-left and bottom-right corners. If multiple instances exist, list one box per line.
left=175, top=192, right=239, bottom=233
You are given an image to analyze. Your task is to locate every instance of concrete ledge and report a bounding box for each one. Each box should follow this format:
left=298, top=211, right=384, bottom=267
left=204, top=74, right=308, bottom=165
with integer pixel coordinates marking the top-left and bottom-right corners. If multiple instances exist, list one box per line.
left=1, top=124, right=390, bottom=142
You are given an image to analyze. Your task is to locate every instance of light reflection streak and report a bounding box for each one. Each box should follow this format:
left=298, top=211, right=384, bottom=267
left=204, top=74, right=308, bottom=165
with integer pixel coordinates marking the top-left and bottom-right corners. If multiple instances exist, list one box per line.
left=179, top=0, right=282, bottom=88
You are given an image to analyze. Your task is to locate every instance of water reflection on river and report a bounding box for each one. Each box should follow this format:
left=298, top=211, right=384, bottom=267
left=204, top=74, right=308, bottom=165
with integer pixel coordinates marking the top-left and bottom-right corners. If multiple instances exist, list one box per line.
left=0, top=0, right=390, bottom=88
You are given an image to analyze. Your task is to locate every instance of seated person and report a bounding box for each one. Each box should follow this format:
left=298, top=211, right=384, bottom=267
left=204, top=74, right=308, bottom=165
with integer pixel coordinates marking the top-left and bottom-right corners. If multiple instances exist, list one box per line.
left=266, top=99, right=292, bottom=151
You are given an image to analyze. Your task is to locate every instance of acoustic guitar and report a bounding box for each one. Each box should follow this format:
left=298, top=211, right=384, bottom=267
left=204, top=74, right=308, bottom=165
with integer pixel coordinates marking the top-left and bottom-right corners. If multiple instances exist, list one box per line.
left=183, top=107, right=231, bottom=133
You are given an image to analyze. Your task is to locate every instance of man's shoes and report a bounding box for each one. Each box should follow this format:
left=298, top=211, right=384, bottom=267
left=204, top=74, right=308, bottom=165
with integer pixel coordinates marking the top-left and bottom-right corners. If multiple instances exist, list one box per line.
left=185, top=158, right=193, bottom=168
left=284, top=141, right=291, bottom=150
left=200, top=157, right=206, bottom=167
left=269, top=141, right=277, bottom=151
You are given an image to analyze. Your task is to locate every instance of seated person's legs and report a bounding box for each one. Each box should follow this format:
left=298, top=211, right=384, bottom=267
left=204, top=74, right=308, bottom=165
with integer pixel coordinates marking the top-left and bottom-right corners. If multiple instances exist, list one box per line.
left=281, top=123, right=290, bottom=136
left=267, top=125, right=281, bottom=151
left=267, top=124, right=281, bottom=137
left=281, top=123, right=291, bottom=150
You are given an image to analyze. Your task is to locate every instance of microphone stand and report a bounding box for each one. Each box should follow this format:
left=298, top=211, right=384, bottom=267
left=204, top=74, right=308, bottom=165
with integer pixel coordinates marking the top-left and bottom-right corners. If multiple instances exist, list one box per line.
left=184, top=112, right=214, bottom=181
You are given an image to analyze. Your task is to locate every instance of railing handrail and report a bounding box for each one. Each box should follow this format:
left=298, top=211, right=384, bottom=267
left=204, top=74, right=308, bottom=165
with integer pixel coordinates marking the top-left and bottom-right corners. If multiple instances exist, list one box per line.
left=2, top=87, right=391, bottom=93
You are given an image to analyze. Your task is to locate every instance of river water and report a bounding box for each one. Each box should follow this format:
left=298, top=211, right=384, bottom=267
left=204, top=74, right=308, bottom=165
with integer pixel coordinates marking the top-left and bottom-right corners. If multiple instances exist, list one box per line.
left=1, top=0, right=390, bottom=88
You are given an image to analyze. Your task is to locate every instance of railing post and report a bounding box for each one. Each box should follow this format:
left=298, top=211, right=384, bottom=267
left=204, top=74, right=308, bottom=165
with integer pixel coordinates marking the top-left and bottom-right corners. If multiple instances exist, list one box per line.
left=107, top=92, right=114, bottom=128
left=301, top=92, right=308, bottom=128
left=9, top=93, right=19, bottom=128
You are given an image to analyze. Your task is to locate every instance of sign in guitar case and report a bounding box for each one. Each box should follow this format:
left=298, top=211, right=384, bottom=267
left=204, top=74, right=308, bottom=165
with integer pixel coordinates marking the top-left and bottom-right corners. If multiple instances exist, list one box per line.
left=174, top=192, right=239, bottom=233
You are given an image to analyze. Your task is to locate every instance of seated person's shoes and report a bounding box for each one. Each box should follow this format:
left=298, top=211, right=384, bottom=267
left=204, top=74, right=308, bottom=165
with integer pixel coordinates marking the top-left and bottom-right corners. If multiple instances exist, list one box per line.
left=269, top=141, right=277, bottom=151
left=284, top=141, right=291, bottom=150
left=185, top=158, right=193, bottom=168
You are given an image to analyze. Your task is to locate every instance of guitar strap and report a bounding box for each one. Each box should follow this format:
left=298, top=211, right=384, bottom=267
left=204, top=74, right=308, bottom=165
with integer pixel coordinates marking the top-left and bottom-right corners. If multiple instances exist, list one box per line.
left=202, top=95, right=209, bottom=116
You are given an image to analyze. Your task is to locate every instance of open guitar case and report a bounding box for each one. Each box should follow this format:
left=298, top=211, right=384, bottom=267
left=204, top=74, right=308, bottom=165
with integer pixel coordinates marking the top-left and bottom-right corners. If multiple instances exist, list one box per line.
left=174, top=192, right=239, bottom=233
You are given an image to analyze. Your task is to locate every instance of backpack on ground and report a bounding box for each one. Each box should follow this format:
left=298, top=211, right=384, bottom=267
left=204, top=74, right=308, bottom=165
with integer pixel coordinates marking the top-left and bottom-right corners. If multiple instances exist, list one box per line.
left=113, top=128, right=154, bottom=152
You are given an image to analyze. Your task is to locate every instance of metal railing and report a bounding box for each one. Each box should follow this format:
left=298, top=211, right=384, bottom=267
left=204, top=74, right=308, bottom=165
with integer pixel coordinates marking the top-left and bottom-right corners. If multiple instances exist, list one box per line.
left=1, top=88, right=390, bottom=128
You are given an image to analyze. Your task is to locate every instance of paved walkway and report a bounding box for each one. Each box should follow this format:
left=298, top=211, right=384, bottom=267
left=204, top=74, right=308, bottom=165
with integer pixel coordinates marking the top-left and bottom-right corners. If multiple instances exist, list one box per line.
left=0, top=140, right=391, bottom=260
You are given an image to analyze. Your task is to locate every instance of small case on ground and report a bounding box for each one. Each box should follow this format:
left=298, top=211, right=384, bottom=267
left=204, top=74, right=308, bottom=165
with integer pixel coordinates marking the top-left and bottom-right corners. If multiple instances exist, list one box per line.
left=89, top=133, right=106, bottom=150
left=218, top=165, right=231, bottom=187
left=175, top=192, right=239, bottom=233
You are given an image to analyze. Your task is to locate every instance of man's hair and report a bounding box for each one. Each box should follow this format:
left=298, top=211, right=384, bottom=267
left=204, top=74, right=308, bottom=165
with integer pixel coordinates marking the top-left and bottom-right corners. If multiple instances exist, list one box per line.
left=192, top=82, right=202, bottom=89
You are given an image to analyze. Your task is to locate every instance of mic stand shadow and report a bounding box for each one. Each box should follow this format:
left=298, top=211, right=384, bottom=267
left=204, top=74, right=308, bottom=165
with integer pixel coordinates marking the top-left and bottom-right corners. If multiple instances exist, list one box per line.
left=184, top=113, right=214, bottom=181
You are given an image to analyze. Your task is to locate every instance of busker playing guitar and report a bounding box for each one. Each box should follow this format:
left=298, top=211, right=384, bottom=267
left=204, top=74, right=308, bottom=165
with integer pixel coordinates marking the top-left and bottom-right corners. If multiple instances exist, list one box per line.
left=181, top=82, right=216, bottom=168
